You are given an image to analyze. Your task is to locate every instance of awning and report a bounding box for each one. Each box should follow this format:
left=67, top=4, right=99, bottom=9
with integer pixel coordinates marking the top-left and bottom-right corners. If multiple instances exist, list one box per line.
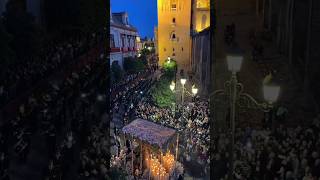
left=122, top=118, right=177, bottom=150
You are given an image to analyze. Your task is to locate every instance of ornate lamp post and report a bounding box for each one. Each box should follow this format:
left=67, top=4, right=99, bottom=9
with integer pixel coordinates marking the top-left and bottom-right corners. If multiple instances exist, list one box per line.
left=170, top=79, right=198, bottom=105
left=170, top=79, right=198, bottom=118
left=211, top=53, right=280, bottom=180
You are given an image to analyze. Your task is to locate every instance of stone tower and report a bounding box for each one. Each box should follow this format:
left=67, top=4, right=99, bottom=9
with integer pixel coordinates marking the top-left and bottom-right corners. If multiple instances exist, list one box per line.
left=157, top=0, right=192, bottom=71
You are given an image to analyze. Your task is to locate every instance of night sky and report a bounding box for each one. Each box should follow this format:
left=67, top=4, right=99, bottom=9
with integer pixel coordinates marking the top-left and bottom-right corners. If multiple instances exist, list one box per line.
left=111, top=0, right=158, bottom=39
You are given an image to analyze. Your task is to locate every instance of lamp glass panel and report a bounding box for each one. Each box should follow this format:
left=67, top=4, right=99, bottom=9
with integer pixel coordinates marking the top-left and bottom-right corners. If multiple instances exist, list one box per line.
left=263, top=85, right=280, bottom=103
left=180, top=78, right=186, bottom=85
left=227, top=55, right=243, bottom=72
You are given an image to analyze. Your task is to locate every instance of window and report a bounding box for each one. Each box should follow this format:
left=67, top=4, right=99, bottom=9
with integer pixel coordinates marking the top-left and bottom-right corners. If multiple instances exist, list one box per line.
left=173, top=48, right=175, bottom=51
left=171, top=0, right=177, bottom=11
left=181, top=47, right=183, bottom=51
left=171, top=4, right=177, bottom=10
left=110, top=34, right=115, bottom=48
left=201, top=15, right=207, bottom=29
left=170, top=32, right=176, bottom=40
left=172, top=18, right=176, bottom=23
left=164, top=48, right=166, bottom=51
left=172, top=53, right=176, bottom=56
left=121, top=35, right=125, bottom=47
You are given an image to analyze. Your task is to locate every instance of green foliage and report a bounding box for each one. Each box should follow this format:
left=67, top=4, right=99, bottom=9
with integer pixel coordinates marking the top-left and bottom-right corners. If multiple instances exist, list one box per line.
left=150, top=76, right=175, bottom=108
left=111, top=62, right=124, bottom=84
left=162, top=59, right=177, bottom=80
left=123, top=57, right=146, bottom=73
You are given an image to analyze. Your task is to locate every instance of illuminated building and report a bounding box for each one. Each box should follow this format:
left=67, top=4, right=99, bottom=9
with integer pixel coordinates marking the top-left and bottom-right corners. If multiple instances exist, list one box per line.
left=157, top=0, right=210, bottom=74
left=157, top=0, right=192, bottom=71
left=190, top=0, right=211, bottom=96
left=192, top=0, right=210, bottom=33
left=109, top=9, right=138, bottom=68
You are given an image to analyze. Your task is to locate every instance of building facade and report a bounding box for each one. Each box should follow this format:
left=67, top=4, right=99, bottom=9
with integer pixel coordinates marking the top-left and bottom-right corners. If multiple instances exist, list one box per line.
left=190, top=0, right=210, bottom=95
left=192, top=0, right=210, bottom=33
left=191, top=27, right=211, bottom=96
left=157, top=0, right=192, bottom=71
left=109, top=11, right=138, bottom=68
left=260, top=0, right=320, bottom=111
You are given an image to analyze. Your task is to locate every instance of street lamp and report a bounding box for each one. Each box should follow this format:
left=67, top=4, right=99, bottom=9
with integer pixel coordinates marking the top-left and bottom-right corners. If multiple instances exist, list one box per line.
left=180, top=78, right=187, bottom=85
left=170, top=79, right=198, bottom=118
left=211, top=53, right=280, bottom=180
left=263, top=85, right=280, bottom=103
left=180, top=78, right=187, bottom=106
left=170, top=81, right=175, bottom=91
left=167, top=56, right=171, bottom=64
left=227, top=55, right=243, bottom=73
left=191, top=85, right=198, bottom=95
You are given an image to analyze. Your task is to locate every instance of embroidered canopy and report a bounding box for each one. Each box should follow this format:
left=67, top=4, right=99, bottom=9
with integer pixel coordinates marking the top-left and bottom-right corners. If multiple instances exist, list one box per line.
left=122, top=118, right=177, bottom=150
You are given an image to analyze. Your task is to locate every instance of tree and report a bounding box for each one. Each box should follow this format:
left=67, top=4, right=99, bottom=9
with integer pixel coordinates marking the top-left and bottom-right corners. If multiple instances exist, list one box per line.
left=123, top=57, right=146, bottom=73
left=162, top=59, right=177, bottom=80
left=111, top=62, right=124, bottom=84
left=150, top=75, right=175, bottom=108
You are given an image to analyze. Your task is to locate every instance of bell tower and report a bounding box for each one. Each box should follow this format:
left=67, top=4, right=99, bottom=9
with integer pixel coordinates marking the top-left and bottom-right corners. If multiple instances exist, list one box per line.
left=157, top=0, right=192, bottom=71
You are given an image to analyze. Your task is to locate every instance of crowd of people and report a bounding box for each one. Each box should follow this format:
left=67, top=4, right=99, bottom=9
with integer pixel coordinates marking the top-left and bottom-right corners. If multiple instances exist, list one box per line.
left=0, top=30, right=106, bottom=180
left=213, top=116, right=320, bottom=180
left=135, top=98, right=210, bottom=176
left=0, top=32, right=103, bottom=108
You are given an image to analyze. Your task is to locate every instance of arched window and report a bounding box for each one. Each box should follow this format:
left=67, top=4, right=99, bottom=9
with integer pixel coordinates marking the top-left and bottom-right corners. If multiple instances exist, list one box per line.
left=201, top=15, right=207, bottom=29
left=170, top=31, right=176, bottom=40
left=171, top=0, right=177, bottom=10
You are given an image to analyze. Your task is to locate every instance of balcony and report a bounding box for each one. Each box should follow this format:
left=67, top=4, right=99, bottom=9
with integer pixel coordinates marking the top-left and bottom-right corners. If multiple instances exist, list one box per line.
left=196, top=1, right=209, bottom=10
left=109, top=47, right=121, bottom=53
left=122, top=47, right=129, bottom=52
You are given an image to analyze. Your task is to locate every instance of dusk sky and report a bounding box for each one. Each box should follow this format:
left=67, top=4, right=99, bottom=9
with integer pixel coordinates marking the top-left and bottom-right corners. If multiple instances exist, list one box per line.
left=111, top=0, right=158, bottom=39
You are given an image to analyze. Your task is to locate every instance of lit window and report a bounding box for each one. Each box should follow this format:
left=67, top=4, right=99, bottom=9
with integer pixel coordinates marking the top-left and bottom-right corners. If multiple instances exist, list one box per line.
left=201, top=15, right=207, bottom=29
left=171, top=0, right=177, bottom=11
left=171, top=4, right=177, bottom=10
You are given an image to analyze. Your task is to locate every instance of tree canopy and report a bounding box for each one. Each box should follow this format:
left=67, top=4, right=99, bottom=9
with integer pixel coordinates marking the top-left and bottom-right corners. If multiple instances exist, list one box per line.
left=123, top=57, right=146, bottom=73
left=111, top=62, right=124, bottom=84
left=150, top=59, right=178, bottom=108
